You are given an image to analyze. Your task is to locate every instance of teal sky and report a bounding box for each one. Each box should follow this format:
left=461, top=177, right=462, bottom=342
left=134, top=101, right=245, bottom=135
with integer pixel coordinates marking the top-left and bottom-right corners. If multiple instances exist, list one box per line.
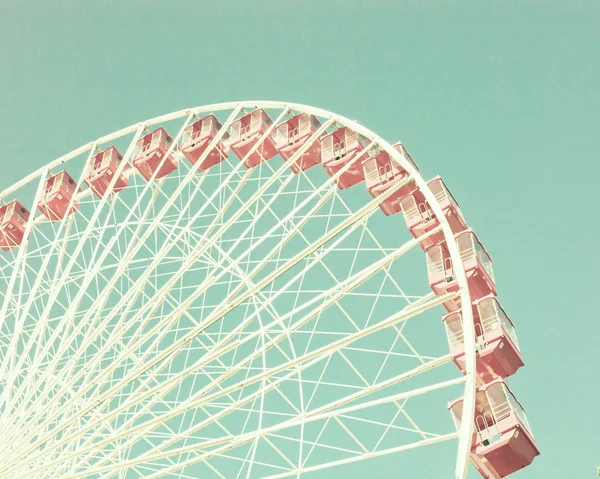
left=1, top=1, right=598, bottom=477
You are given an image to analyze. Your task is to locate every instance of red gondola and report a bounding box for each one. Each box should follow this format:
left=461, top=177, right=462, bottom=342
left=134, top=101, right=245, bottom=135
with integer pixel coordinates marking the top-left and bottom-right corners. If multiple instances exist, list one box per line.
left=321, top=127, right=370, bottom=189
left=399, top=177, right=467, bottom=249
left=37, top=171, right=80, bottom=221
left=449, top=379, right=539, bottom=478
left=132, top=128, right=178, bottom=181
left=425, top=230, right=496, bottom=312
left=229, top=110, right=278, bottom=168
left=0, top=200, right=30, bottom=251
left=85, top=146, right=129, bottom=198
left=362, top=142, right=418, bottom=215
left=181, top=115, right=229, bottom=171
left=274, top=113, right=322, bottom=173
left=443, top=295, right=523, bottom=382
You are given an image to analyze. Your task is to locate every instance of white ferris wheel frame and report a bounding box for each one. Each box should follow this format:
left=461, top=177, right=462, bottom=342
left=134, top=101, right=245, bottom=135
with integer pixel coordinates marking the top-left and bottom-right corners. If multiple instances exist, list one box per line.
left=0, top=100, right=476, bottom=479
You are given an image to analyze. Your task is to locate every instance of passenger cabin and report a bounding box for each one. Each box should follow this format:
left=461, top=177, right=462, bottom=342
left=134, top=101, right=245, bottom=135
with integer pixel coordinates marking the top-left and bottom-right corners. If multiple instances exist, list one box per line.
left=362, top=142, right=418, bottom=216
left=229, top=109, right=278, bottom=168
left=37, top=171, right=80, bottom=221
left=181, top=115, right=229, bottom=171
left=321, top=127, right=370, bottom=189
left=85, top=146, right=128, bottom=198
left=425, top=230, right=495, bottom=312
left=443, top=295, right=523, bottom=382
left=274, top=113, right=322, bottom=173
left=449, top=380, right=539, bottom=478
left=0, top=200, right=30, bottom=251
left=132, top=128, right=178, bottom=181
left=399, top=177, right=466, bottom=249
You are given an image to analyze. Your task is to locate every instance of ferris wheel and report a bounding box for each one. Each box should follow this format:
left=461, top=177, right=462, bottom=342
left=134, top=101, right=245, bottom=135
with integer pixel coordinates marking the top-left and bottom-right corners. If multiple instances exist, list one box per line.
left=0, top=102, right=539, bottom=479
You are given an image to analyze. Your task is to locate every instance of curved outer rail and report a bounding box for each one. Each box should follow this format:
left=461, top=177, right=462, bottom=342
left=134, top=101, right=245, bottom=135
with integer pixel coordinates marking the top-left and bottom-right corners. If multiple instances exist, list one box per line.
left=0, top=101, right=476, bottom=479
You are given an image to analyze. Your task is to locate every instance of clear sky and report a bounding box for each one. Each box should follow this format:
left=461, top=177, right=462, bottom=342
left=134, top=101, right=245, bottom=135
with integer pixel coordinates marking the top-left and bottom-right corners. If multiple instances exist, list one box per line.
left=0, top=0, right=598, bottom=477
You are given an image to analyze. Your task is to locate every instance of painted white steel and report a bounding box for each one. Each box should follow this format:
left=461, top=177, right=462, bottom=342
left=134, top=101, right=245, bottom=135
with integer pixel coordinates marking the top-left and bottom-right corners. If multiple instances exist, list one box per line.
left=0, top=101, right=474, bottom=479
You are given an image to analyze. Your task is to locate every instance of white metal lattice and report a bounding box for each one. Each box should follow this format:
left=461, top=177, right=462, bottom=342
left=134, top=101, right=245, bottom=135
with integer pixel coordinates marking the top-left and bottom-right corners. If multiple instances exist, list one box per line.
left=0, top=102, right=475, bottom=479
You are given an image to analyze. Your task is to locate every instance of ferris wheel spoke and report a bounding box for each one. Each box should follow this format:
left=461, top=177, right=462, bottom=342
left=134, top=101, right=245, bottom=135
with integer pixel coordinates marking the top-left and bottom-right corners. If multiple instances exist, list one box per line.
left=44, top=171, right=296, bottom=422
left=0, top=167, right=49, bottom=323
left=17, top=131, right=376, bottom=446
left=0, top=211, right=179, bottom=428
left=77, top=205, right=438, bottom=446
left=16, top=124, right=144, bottom=331
left=0, top=126, right=150, bottom=433
left=324, top=341, right=430, bottom=444
left=0, top=168, right=53, bottom=417
left=17, top=249, right=398, bottom=474
left=81, top=189, right=384, bottom=414
left=191, top=224, right=440, bottom=404
left=262, top=435, right=459, bottom=479
left=16, top=106, right=284, bottom=412
left=104, top=284, right=448, bottom=476
left=3, top=269, right=198, bottom=432
left=242, top=293, right=271, bottom=479
left=7, top=192, right=366, bottom=458
left=65, top=124, right=366, bottom=408
left=11, top=251, right=220, bottom=446
left=0, top=193, right=123, bottom=408
left=62, top=251, right=314, bottom=476
left=62, top=373, right=463, bottom=479
left=59, top=358, right=446, bottom=478
left=234, top=163, right=364, bottom=338
left=0, top=109, right=244, bottom=445
left=297, top=165, right=416, bottom=308
left=0, top=103, right=487, bottom=478
left=9, top=288, right=456, bottom=478
left=0, top=168, right=49, bottom=327
left=26, top=341, right=260, bottom=476
left=1, top=111, right=324, bottom=468
left=10, top=114, right=198, bottom=364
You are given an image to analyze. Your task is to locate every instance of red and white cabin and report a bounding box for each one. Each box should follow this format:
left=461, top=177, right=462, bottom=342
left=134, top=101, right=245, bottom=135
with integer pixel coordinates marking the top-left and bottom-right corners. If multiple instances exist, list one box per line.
left=321, top=127, right=370, bottom=189
left=0, top=200, right=30, bottom=251
left=443, top=295, right=523, bottom=382
left=38, top=170, right=80, bottom=221
left=274, top=113, right=322, bottom=173
left=181, top=115, right=229, bottom=171
left=85, top=146, right=129, bottom=198
left=425, top=230, right=495, bottom=312
left=132, top=128, right=178, bottom=181
left=449, top=379, right=539, bottom=478
left=229, top=109, right=278, bottom=168
left=362, top=142, right=419, bottom=216
left=399, top=177, right=467, bottom=249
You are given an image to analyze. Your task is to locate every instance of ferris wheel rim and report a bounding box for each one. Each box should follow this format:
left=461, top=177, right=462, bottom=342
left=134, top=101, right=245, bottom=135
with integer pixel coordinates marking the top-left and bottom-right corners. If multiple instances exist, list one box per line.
left=0, top=100, right=476, bottom=479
